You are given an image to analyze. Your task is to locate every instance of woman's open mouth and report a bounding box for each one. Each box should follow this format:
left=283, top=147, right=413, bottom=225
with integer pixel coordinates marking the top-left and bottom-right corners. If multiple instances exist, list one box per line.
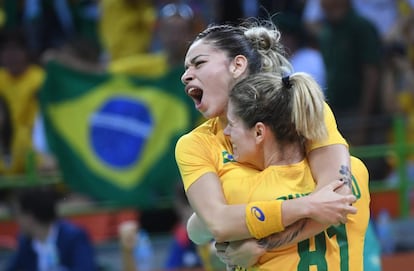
left=187, top=87, right=203, bottom=106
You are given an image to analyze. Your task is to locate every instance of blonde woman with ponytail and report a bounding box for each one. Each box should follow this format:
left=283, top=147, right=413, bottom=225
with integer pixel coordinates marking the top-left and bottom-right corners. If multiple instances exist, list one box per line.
left=209, top=72, right=369, bottom=269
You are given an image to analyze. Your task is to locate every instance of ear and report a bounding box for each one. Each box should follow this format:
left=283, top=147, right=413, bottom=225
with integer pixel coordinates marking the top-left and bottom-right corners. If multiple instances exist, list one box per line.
left=230, top=55, right=248, bottom=79
left=254, top=122, right=266, bottom=144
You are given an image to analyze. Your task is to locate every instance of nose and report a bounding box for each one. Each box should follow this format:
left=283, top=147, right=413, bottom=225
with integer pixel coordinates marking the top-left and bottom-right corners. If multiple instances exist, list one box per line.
left=181, top=68, right=193, bottom=85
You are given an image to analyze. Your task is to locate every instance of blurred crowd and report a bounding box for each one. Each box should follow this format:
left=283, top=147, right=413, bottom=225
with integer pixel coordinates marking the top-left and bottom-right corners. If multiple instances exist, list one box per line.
left=0, top=0, right=412, bottom=270
left=0, top=0, right=411, bottom=184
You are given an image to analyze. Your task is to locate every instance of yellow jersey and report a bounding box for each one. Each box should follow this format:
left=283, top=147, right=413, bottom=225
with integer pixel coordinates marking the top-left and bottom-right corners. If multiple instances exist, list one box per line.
left=176, top=102, right=347, bottom=192
left=175, top=102, right=369, bottom=270
left=230, top=157, right=369, bottom=271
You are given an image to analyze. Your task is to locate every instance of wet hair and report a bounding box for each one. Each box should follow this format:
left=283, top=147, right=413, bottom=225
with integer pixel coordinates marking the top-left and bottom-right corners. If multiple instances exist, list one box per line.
left=229, top=72, right=328, bottom=143
left=16, top=187, right=59, bottom=224
left=194, top=19, right=292, bottom=76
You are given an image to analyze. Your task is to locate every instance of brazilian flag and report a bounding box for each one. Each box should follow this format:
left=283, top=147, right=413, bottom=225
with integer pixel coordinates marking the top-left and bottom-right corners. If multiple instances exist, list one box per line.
left=39, top=60, right=200, bottom=208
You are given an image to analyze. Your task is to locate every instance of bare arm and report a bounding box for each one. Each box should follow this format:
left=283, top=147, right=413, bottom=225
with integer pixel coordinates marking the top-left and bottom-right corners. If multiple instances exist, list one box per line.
left=185, top=172, right=250, bottom=243
left=308, top=144, right=352, bottom=194
left=187, top=175, right=355, bottom=244
left=258, top=219, right=325, bottom=250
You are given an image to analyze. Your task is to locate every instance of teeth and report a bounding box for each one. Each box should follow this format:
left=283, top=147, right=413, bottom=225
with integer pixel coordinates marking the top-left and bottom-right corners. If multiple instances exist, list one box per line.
left=188, top=87, right=196, bottom=94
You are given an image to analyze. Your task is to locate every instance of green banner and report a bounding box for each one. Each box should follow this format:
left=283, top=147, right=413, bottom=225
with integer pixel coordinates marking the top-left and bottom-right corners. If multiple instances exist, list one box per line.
left=39, top=61, right=199, bottom=208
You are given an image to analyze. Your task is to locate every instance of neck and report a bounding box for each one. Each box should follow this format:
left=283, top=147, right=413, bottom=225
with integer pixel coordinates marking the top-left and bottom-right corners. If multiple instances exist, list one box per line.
left=263, top=141, right=304, bottom=168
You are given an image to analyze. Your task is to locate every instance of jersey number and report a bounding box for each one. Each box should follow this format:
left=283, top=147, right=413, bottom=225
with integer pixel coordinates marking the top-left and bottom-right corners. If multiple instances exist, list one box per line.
left=297, top=224, right=348, bottom=271
left=296, top=175, right=360, bottom=270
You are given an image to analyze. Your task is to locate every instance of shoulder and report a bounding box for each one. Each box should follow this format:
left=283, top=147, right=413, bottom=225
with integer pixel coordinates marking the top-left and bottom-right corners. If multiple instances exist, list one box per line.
left=189, top=118, right=220, bottom=135
left=176, top=118, right=220, bottom=147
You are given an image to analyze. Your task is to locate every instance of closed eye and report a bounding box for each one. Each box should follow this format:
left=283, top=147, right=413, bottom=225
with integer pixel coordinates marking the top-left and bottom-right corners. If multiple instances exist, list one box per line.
left=194, top=61, right=205, bottom=68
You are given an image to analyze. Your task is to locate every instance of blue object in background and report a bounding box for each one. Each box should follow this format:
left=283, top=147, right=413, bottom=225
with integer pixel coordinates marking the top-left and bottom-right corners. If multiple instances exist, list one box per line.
left=365, top=219, right=383, bottom=271
left=134, top=230, right=154, bottom=271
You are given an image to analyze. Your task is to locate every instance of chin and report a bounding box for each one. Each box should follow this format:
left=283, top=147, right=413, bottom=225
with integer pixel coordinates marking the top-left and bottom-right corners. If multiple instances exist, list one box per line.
left=201, top=109, right=218, bottom=119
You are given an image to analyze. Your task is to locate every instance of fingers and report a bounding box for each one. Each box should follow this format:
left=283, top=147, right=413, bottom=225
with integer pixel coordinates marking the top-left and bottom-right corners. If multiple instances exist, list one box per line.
left=331, top=179, right=347, bottom=191
left=215, top=242, right=229, bottom=263
left=215, top=241, right=229, bottom=252
left=336, top=204, right=357, bottom=225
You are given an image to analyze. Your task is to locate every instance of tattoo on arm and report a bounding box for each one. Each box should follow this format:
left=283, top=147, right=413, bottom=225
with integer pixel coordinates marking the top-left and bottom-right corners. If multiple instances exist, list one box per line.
left=339, top=165, right=352, bottom=189
left=257, top=219, right=307, bottom=250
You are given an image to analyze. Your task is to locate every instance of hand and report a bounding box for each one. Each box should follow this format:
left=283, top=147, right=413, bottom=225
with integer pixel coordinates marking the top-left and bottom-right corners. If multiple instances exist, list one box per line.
left=307, top=180, right=357, bottom=225
left=215, top=239, right=265, bottom=268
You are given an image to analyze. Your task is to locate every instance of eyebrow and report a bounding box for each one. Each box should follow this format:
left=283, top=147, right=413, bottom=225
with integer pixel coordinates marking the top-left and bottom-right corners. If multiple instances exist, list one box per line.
left=184, top=54, right=209, bottom=68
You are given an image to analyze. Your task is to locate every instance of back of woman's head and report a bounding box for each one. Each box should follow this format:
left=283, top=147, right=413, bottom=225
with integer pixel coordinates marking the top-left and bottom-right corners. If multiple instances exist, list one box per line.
left=229, top=72, right=327, bottom=143
left=194, top=19, right=292, bottom=76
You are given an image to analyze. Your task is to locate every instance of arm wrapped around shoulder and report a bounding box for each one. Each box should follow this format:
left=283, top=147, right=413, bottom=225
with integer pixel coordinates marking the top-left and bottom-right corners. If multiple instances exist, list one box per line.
left=245, top=200, right=284, bottom=239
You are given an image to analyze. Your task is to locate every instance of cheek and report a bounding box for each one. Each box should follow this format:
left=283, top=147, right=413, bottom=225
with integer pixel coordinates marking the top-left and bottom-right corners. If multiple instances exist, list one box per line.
left=206, top=67, right=232, bottom=93
left=231, top=130, right=242, bottom=143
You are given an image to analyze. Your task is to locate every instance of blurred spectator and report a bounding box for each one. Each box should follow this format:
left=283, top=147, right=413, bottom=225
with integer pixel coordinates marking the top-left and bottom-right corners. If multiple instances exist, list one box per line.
left=109, top=1, right=204, bottom=78
left=382, top=15, right=414, bottom=117
left=99, top=0, right=157, bottom=62
left=0, top=29, right=63, bottom=175
left=0, top=96, right=33, bottom=175
left=0, top=29, right=44, bottom=134
left=4, top=186, right=98, bottom=271
left=352, top=0, right=399, bottom=39
left=155, top=2, right=203, bottom=67
left=118, top=220, right=154, bottom=271
left=303, top=0, right=405, bottom=41
left=382, top=14, right=414, bottom=186
left=22, top=0, right=76, bottom=59
left=318, top=0, right=383, bottom=147
left=0, top=0, right=101, bottom=60
left=274, top=12, right=326, bottom=91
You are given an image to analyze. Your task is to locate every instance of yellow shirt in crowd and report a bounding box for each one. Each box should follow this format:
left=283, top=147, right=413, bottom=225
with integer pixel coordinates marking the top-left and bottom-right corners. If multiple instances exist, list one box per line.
left=0, top=64, right=45, bottom=131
